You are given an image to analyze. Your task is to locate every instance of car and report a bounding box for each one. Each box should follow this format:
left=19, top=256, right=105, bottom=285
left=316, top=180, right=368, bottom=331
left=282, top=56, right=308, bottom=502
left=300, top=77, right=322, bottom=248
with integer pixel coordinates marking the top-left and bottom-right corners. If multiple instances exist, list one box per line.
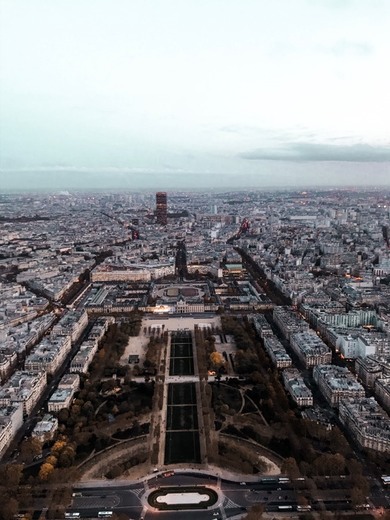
left=163, top=471, right=174, bottom=477
left=240, top=482, right=246, bottom=485
left=213, top=513, right=219, bottom=517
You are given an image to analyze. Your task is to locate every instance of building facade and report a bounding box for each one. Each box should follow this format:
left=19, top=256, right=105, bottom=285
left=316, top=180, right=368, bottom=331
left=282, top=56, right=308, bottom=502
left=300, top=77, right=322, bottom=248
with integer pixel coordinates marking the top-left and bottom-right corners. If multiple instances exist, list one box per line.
left=339, top=397, right=390, bottom=453
left=313, top=364, right=365, bottom=407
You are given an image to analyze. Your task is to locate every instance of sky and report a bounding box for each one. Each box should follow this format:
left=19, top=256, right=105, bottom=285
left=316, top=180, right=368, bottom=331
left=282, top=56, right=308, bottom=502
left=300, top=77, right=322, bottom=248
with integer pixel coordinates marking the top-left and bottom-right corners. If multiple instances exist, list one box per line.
left=1, top=0, right=390, bottom=191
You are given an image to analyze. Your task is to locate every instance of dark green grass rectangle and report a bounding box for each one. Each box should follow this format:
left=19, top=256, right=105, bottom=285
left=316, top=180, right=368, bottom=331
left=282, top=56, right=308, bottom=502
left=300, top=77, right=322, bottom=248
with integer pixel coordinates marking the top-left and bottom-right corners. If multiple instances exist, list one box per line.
left=169, top=357, right=194, bottom=376
left=166, top=405, right=199, bottom=431
left=171, top=333, right=192, bottom=343
left=164, top=431, right=201, bottom=464
left=168, top=383, right=197, bottom=405
left=170, top=343, right=193, bottom=358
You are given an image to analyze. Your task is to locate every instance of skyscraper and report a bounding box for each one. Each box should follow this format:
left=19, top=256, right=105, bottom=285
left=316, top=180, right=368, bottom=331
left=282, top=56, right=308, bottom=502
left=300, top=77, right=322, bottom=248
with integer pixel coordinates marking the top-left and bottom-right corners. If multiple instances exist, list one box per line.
left=156, top=192, right=167, bottom=225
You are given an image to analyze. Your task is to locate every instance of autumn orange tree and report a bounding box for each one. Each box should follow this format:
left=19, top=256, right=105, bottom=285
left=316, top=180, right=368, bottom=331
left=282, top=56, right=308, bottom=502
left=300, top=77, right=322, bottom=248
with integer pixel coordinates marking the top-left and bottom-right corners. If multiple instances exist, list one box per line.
left=38, top=462, right=55, bottom=481
left=210, top=351, right=225, bottom=368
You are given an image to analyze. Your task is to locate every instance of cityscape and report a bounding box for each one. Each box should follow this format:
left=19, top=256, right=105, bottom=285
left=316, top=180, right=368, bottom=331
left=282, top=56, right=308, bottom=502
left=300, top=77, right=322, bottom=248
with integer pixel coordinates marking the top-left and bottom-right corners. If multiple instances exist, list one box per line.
left=2, top=1, right=390, bottom=519
left=1, top=188, right=390, bottom=519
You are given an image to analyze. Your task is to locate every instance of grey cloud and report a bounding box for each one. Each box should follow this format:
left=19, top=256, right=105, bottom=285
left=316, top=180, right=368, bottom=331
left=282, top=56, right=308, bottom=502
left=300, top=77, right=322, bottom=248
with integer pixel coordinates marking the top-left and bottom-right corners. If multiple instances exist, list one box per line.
left=220, top=125, right=317, bottom=142
left=239, top=142, right=390, bottom=162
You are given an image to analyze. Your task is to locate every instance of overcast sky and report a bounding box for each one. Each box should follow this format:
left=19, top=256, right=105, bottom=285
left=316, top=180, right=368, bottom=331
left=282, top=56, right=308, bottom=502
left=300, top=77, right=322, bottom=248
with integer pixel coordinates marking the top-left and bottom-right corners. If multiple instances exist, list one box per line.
left=1, top=0, right=390, bottom=191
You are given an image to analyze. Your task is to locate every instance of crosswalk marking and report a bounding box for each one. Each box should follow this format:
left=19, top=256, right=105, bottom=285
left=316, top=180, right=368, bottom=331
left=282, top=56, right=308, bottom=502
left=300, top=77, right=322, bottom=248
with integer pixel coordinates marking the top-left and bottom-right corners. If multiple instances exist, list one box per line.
left=223, top=497, right=240, bottom=509
left=130, top=488, right=144, bottom=498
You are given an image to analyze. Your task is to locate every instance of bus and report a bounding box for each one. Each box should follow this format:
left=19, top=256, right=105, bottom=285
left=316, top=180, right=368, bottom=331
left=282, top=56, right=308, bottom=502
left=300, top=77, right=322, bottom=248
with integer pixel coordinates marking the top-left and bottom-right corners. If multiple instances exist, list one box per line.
left=297, top=505, right=312, bottom=511
left=278, top=505, right=293, bottom=511
left=381, top=475, right=390, bottom=486
left=98, top=512, right=113, bottom=518
left=278, top=477, right=290, bottom=483
left=64, top=514, right=80, bottom=519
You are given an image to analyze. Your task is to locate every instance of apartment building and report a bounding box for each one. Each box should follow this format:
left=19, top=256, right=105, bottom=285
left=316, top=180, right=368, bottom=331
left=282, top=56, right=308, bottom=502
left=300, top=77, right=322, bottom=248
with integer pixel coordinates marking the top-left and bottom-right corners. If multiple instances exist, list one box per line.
left=282, top=368, right=313, bottom=407
left=48, top=388, right=75, bottom=412
left=313, top=364, right=365, bottom=407
left=32, top=414, right=58, bottom=443
left=0, top=371, right=47, bottom=416
left=273, top=307, right=309, bottom=340
left=355, top=356, right=383, bottom=389
left=0, top=349, right=18, bottom=383
left=290, top=330, right=332, bottom=368
left=52, top=309, right=88, bottom=344
left=0, top=404, right=23, bottom=459
left=25, top=335, right=72, bottom=374
left=252, top=314, right=273, bottom=338
left=263, top=336, right=292, bottom=368
left=374, top=377, right=390, bottom=413
left=339, top=397, right=390, bottom=453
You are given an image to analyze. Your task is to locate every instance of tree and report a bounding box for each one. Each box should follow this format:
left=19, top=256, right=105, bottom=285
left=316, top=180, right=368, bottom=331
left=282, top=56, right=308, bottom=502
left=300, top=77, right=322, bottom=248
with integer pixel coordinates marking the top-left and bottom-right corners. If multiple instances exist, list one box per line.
left=70, top=404, right=81, bottom=417
left=39, top=462, right=55, bottom=481
left=0, top=497, right=18, bottom=520
left=82, top=400, right=94, bottom=418
left=350, top=487, right=366, bottom=508
left=112, top=514, right=129, bottom=520
left=57, top=408, right=70, bottom=423
left=58, top=446, right=76, bottom=467
left=328, top=427, right=350, bottom=455
left=346, top=458, right=363, bottom=477
left=19, top=436, right=42, bottom=463
left=0, top=464, right=24, bottom=487
left=249, top=371, right=263, bottom=384
left=245, top=504, right=265, bottom=520
left=282, top=457, right=301, bottom=479
left=351, top=474, right=369, bottom=497
left=51, top=439, right=67, bottom=456
left=210, top=351, right=225, bottom=368
left=312, top=453, right=345, bottom=476
left=45, top=455, right=58, bottom=467
left=297, top=494, right=309, bottom=506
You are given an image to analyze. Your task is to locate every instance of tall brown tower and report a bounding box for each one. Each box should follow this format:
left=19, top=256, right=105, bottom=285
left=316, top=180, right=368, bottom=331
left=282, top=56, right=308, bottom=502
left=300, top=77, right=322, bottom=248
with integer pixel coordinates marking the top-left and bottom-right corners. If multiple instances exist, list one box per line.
left=156, top=192, right=167, bottom=225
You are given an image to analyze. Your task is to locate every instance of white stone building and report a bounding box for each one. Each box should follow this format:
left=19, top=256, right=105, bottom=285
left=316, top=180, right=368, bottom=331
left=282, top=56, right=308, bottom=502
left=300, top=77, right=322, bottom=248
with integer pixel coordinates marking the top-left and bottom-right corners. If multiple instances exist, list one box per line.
left=282, top=368, right=313, bottom=407
left=339, top=397, right=390, bottom=453
left=0, top=371, right=47, bottom=416
left=263, top=336, right=292, bottom=368
left=0, top=404, right=23, bottom=459
left=313, top=364, right=365, bottom=407
left=290, top=330, right=332, bottom=368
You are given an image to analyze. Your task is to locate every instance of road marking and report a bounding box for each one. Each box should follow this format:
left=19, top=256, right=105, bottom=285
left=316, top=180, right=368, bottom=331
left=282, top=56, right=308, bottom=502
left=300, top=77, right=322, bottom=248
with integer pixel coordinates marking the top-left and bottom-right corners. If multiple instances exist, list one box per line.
left=223, top=497, right=240, bottom=509
left=130, top=488, right=144, bottom=498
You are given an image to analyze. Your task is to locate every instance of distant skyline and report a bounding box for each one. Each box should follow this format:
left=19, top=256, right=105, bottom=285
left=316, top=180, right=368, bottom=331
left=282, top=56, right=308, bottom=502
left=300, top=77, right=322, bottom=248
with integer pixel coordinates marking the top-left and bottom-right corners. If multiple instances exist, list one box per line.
left=1, top=0, right=390, bottom=190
